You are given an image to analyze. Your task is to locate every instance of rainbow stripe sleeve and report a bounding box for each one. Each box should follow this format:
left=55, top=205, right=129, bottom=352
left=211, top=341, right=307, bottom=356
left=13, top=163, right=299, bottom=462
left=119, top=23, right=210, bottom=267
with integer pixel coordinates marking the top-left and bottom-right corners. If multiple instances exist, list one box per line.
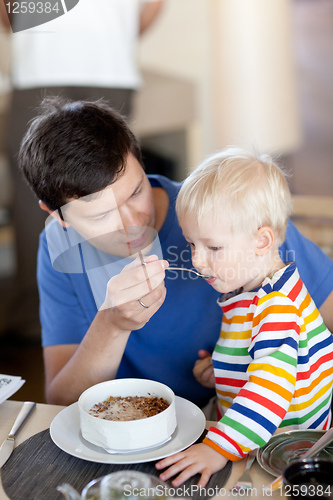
left=204, top=263, right=333, bottom=460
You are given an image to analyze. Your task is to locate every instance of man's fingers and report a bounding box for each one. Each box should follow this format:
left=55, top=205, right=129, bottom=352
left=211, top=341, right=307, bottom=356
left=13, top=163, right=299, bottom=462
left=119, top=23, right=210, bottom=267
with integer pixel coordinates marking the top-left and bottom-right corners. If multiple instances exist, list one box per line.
left=122, top=253, right=159, bottom=271
left=101, top=277, right=166, bottom=312
left=137, top=284, right=166, bottom=310
left=115, top=270, right=166, bottom=306
left=118, top=257, right=168, bottom=291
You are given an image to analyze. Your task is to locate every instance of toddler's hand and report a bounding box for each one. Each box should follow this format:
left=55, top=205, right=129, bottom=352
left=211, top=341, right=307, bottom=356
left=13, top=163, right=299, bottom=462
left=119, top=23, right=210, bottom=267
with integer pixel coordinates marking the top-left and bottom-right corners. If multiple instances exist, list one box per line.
left=193, top=350, right=215, bottom=388
left=156, top=443, right=228, bottom=487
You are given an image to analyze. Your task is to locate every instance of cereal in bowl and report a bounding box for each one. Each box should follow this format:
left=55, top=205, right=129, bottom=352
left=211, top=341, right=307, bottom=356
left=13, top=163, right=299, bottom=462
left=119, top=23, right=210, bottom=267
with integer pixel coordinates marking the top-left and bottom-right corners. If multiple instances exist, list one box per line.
left=88, top=395, right=169, bottom=421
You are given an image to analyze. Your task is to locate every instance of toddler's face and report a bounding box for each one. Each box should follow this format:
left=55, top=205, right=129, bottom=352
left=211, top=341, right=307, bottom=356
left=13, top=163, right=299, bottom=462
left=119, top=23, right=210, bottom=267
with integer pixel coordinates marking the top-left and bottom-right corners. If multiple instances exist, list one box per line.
left=180, top=213, right=263, bottom=294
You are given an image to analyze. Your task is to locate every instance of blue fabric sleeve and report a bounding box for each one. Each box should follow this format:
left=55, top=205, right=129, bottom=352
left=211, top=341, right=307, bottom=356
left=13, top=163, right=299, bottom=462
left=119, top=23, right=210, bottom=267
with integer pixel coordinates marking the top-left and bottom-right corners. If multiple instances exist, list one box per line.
left=37, top=230, right=97, bottom=347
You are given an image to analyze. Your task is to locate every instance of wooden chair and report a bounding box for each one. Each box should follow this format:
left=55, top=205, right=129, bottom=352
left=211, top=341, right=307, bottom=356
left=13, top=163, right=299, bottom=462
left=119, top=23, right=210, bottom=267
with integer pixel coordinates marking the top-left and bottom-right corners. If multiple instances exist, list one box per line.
left=291, top=195, right=333, bottom=260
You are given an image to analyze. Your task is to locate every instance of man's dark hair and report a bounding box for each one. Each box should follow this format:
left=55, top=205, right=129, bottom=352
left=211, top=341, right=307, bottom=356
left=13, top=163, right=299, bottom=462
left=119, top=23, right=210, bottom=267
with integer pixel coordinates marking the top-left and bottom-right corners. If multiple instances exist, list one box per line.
left=19, top=97, right=144, bottom=211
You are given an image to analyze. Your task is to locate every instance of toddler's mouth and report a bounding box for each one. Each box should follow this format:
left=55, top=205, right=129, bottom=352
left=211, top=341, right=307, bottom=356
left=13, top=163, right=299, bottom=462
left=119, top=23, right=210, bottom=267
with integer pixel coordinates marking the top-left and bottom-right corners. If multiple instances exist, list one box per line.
left=196, top=269, right=214, bottom=279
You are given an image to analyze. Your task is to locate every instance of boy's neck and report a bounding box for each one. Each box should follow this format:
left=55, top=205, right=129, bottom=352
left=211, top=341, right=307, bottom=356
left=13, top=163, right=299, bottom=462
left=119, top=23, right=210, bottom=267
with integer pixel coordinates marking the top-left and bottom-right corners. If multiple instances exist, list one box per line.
left=267, top=249, right=287, bottom=278
left=243, top=249, right=287, bottom=292
left=259, top=250, right=287, bottom=284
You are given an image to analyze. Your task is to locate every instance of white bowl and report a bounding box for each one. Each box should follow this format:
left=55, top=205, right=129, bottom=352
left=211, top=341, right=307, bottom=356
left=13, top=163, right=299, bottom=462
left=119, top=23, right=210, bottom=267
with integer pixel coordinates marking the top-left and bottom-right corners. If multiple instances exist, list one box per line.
left=78, top=378, right=177, bottom=452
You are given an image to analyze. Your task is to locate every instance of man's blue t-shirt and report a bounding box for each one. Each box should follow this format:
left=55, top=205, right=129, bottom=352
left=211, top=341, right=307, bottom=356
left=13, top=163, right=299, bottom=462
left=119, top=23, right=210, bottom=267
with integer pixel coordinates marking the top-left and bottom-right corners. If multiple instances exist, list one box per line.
left=37, top=175, right=333, bottom=407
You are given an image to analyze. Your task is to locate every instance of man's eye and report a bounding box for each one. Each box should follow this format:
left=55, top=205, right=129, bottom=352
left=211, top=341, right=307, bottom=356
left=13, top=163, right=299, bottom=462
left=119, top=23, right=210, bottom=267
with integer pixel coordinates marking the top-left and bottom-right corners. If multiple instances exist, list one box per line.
left=94, top=213, right=108, bottom=221
left=132, top=187, right=142, bottom=197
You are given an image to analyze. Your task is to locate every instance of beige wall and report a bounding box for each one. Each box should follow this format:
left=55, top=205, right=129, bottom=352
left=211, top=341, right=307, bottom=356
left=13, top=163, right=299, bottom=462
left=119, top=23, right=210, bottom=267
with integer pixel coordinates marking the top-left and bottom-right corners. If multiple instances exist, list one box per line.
left=210, top=0, right=301, bottom=155
left=138, top=0, right=213, bottom=168
left=0, top=1, right=302, bottom=176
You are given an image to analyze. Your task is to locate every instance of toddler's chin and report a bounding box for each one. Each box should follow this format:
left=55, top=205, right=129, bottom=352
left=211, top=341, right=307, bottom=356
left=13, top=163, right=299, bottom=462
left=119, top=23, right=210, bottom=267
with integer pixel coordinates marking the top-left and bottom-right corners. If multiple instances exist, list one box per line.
left=209, top=281, right=225, bottom=294
left=211, top=281, right=235, bottom=295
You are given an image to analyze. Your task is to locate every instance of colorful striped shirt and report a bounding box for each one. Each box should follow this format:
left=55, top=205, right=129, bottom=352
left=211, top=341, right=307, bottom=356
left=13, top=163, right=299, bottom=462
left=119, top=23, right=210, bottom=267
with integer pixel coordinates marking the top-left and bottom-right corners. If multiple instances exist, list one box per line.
left=203, top=262, right=333, bottom=461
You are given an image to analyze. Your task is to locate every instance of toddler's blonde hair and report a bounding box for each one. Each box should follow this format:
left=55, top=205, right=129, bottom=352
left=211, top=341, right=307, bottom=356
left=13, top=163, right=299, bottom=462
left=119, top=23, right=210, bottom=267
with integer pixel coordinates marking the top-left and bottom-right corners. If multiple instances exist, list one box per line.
left=176, top=146, right=293, bottom=246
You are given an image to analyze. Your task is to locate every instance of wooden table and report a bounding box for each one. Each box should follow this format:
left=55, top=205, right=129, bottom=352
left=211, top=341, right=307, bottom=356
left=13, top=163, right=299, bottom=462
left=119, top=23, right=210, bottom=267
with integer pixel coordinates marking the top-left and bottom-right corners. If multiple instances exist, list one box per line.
left=0, top=400, right=286, bottom=500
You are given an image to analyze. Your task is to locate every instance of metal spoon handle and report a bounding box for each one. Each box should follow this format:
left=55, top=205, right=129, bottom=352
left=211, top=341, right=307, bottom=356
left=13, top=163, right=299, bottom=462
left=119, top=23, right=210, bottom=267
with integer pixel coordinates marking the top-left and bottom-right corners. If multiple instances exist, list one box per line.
left=167, top=267, right=199, bottom=275
left=167, top=267, right=210, bottom=278
left=302, top=427, right=333, bottom=458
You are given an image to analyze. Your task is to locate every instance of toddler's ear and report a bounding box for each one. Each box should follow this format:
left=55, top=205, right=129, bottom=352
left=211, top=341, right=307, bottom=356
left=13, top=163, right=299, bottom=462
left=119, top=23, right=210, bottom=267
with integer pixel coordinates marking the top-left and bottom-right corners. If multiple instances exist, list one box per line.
left=256, top=226, right=275, bottom=256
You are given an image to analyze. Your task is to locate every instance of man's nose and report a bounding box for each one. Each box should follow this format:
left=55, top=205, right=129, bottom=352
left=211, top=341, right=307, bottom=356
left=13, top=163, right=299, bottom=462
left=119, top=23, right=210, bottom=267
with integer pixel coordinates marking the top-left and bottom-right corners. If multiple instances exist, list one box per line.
left=119, top=206, right=141, bottom=228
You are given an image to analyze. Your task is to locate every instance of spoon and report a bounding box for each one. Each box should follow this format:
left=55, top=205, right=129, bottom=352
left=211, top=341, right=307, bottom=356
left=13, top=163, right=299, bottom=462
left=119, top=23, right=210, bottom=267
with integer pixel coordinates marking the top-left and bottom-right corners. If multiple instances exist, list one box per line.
left=166, top=267, right=212, bottom=279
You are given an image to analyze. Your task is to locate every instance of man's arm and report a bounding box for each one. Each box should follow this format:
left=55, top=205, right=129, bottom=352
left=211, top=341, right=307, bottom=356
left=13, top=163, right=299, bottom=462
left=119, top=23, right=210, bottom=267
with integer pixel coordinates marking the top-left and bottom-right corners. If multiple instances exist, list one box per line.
left=43, top=258, right=167, bottom=405
left=319, top=290, right=333, bottom=333
left=43, top=311, right=131, bottom=405
left=139, top=0, right=164, bottom=35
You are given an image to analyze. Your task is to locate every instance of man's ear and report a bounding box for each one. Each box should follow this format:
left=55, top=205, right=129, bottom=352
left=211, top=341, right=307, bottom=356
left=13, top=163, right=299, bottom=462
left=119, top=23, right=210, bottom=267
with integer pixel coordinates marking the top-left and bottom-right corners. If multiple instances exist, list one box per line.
left=39, top=201, right=70, bottom=228
left=256, top=226, right=275, bottom=256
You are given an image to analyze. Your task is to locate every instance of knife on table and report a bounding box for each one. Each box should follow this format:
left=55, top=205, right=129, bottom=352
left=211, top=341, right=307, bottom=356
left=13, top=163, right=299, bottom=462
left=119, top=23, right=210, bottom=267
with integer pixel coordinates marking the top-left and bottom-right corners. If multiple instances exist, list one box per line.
left=0, top=401, right=36, bottom=468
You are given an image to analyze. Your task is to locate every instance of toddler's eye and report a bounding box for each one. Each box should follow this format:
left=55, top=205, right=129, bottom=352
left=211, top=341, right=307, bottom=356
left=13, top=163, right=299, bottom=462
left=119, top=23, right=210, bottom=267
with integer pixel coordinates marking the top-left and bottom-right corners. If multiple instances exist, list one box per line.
left=209, top=246, right=220, bottom=251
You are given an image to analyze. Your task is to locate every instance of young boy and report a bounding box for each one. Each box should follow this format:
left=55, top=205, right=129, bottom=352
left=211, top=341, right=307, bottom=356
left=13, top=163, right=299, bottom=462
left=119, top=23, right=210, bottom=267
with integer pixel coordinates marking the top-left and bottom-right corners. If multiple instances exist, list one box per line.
left=156, top=147, right=333, bottom=488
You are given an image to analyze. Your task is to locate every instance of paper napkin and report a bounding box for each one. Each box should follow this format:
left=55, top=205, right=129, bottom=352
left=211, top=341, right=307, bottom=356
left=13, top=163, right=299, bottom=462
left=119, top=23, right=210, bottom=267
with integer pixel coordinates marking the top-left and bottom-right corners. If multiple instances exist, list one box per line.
left=0, top=374, right=25, bottom=405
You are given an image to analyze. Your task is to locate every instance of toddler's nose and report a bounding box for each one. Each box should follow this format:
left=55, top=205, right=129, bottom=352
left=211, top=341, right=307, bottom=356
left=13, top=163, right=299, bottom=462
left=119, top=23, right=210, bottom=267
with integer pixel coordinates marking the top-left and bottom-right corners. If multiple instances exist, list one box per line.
left=192, top=249, right=207, bottom=272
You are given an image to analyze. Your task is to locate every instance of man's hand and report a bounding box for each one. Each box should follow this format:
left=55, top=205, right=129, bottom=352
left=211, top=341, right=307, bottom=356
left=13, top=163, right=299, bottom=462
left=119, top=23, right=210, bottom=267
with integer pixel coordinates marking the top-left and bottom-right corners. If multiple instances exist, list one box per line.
left=101, top=254, right=169, bottom=331
left=43, top=255, right=168, bottom=405
left=193, top=350, right=215, bottom=388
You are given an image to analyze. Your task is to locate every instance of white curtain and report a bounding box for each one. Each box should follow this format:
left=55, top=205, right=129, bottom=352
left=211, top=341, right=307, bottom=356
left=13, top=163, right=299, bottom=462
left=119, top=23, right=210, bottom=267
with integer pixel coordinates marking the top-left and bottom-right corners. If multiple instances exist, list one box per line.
left=209, top=0, right=302, bottom=155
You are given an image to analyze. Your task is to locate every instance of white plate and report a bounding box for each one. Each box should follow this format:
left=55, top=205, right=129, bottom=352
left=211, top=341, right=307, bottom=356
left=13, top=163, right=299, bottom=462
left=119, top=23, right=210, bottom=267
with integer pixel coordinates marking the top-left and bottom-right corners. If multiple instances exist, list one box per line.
left=50, top=396, right=206, bottom=464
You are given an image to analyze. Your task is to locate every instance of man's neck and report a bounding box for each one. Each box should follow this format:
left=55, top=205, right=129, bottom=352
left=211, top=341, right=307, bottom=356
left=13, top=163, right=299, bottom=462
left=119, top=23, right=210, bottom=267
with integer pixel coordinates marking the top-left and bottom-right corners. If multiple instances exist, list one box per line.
left=152, top=187, right=169, bottom=232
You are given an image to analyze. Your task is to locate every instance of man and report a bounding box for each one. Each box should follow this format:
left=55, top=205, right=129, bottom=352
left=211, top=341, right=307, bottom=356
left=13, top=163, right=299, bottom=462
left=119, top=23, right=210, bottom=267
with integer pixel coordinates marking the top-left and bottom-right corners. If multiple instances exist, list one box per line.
left=0, top=0, right=164, bottom=334
left=19, top=98, right=333, bottom=406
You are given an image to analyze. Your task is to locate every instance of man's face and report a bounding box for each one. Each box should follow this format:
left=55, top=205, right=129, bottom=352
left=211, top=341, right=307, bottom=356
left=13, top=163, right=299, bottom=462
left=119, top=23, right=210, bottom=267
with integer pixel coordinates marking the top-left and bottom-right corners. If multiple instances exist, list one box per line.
left=59, top=153, right=157, bottom=256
